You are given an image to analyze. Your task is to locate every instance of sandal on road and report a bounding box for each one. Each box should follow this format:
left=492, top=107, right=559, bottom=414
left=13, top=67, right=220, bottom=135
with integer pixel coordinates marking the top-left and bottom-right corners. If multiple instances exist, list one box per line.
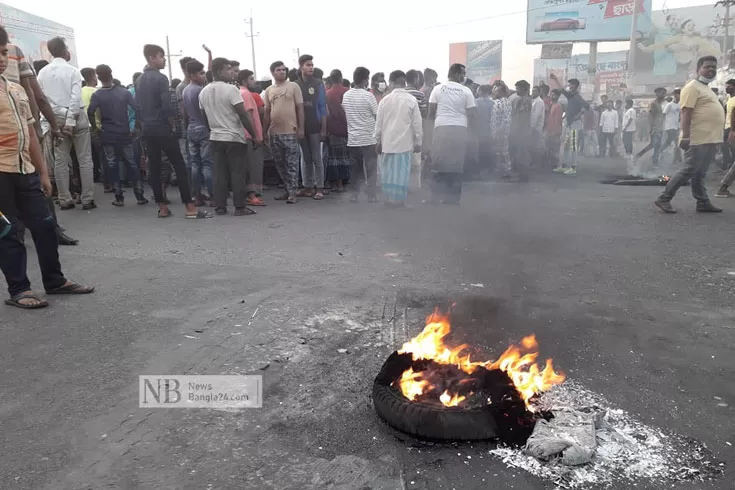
left=158, top=209, right=173, bottom=218
left=46, top=282, right=95, bottom=295
left=246, top=196, right=267, bottom=206
left=186, top=210, right=214, bottom=219
left=274, top=192, right=290, bottom=201
left=296, top=189, right=314, bottom=198
left=5, top=292, right=49, bottom=309
left=234, top=207, right=257, bottom=216
left=313, top=191, right=325, bottom=200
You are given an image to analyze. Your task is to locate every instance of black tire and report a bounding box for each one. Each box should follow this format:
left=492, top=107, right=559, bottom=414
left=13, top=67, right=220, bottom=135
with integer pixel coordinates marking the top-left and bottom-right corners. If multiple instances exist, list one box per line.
left=372, top=352, right=537, bottom=444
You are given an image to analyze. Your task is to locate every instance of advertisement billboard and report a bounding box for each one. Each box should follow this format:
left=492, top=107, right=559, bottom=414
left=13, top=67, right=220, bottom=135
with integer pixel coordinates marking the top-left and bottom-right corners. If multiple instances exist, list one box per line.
left=526, top=0, right=652, bottom=44
left=533, top=50, right=628, bottom=99
left=632, top=5, right=732, bottom=90
left=449, top=40, right=502, bottom=84
left=0, top=2, right=77, bottom=67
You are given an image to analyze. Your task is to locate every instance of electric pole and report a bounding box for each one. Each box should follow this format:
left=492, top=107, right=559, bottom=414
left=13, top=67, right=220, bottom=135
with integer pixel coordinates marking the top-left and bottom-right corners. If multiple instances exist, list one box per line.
left=245, top=11, right=259, bottom=79
left=165, top=35, right=183, bottom=82
left=627, top=0, right=641, bottom=95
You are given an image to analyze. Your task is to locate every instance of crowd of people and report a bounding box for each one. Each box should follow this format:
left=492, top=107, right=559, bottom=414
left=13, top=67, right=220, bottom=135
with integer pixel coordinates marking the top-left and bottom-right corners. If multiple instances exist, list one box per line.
left=2, top=23, right=734, bottom=309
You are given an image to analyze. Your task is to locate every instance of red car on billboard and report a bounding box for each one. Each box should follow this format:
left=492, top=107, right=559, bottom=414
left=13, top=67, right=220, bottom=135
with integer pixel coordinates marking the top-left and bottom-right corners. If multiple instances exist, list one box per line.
left=536, top=17, right=586, bottom=32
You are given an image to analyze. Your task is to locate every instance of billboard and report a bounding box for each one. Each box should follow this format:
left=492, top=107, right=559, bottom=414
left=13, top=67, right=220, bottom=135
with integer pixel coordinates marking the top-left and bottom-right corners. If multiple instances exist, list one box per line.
left=527, top=0, right=652, bottom=44
left=633, top=5, right=732, bottom=90
left=533, top=50, right=628, bottom=99
left=0, top=2, right=77, bottom=66
left=449, top=40, right=502, bottom=84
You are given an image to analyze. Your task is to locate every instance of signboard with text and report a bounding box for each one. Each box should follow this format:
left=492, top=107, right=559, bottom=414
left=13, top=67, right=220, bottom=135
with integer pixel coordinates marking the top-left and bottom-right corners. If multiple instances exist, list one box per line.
left=526, top=0, right=652, bottom=44
left=541, top=43, right=574, bottom=59
left=0, top=2, right=77, bottom=66
left=449, top=40, right=503, bottom=84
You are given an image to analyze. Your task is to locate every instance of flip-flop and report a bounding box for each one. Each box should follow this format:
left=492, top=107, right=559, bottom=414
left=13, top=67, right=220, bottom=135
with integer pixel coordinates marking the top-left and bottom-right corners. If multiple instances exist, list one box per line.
left=186, top=210, right=214, bottom=219
left=234, top=207, right=257, bottom=216
left=246, top=197, right=267, bottom=206
left=313, top=192, right=324, bottom=200
left=46, top=282, right=95, bottom=295
left=158, top=210, right=173, bottom=218
left=4, top=293, right=49, bottom=309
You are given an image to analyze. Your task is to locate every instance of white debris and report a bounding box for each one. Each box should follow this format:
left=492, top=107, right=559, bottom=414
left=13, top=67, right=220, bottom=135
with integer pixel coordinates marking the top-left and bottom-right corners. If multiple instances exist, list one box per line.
left=470, top=283, right=485, bottom=288
left=489, top=381, right=722, bottom=489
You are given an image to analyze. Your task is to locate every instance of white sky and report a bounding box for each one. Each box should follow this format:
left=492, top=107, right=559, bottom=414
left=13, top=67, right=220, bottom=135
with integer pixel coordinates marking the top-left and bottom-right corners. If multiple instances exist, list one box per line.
left=10, top=0, right=713, bottom=85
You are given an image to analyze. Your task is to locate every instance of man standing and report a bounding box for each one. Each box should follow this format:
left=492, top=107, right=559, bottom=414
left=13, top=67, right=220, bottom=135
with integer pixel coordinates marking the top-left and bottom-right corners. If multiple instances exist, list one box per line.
left=136, top=44, right=210, bottom=219
left=509, top=80, right=533, bottom=182
left=374, top=70, right=422, bottom=207
left=342, top=66, right=379, bottom=202
left=296, top=54, right=327, bottom=200
left=655, top=56, right=724, bottom=214
left=490, top=81, right=512, bottom=177
left=263, top=60, right=304, bottom=204
left=428, top=63, right=477, bottom=203
left=87, top=64, right=147, bottom=207
left=636, top=87, right=666, bottom=166
left=198, top=58, right=257, bottom=216
left=530, top=85, right=545, bottom=168
left=0, top=27, right=94, bottom=309
left=546, top=89, right=563, bottom=171
left=371, top=72, right=387, bottom=104
left=660, top=88, right=682, bottom=165
left=550, top=74, right=588, bottom=175
left=182, top=60, right=213, bottom=205
left=325, top=69, right=350, bottom=192
left=622, top=99, right=637, bottom=166
left=237, top=70, right=265, bottom=206
left=405, top=69, right=427, bottom=189
left=475, top=85, right=494, bottom=175
left=37, top=36, right=96, bottom=210
left=716, top=79, right=735, bottom=198
left=598, top=100, right=618, bottom=157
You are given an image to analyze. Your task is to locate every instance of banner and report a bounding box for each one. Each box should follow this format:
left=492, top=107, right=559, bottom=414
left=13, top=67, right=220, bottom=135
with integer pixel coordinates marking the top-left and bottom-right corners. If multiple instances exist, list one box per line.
left=449, top=40, right=502, bottom=84
left=541, top=44, right=574, bottom=59
left=0, top=2, right=77, bottom=67
left=533, top=50, right=628, bottom=99
left=526, top=0, right=652, bottom=44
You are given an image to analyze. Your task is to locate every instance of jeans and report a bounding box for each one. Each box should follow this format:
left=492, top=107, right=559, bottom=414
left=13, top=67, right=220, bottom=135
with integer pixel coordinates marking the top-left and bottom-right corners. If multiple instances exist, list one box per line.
left=144, top=134, right=193, bottom=205
left=622, top=131, right=634, bottom=155
left=659, top=143, right=716, bottom=204
left=53, top=112, right=95, bottom=205
left=347, top=144, right=378, bottom=197
left=270, top=133, right=301, bottom=195
left=598, top=132, right=615, bottom=157
left=661, top=129, right=683, bottom=164
left=103, top=143, right=144, bottom=200
left=180, top=137, right=192, bottom=191
left=300, top=133, right=325, bottom=188
left=188, top=127, right=214, bottom=198
left=212, top=140, right=249, bottom=210
left=0, top=172, right=66, bottom=297
left=637, top=130, right=663, bottom=164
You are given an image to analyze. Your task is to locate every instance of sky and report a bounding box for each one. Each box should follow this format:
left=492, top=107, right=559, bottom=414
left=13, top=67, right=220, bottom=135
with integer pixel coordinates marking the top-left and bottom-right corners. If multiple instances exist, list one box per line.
left=9, top=0, right=714, bottom=85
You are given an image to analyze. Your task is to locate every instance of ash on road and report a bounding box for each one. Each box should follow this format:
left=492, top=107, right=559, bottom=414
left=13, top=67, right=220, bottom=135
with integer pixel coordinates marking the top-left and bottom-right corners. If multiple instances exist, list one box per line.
left=1, top=160, right=734, bottom=490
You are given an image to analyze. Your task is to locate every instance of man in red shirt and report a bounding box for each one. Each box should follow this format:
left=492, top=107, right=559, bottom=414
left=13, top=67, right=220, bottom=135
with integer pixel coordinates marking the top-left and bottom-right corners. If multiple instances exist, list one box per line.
left=237, top=70, right=265, bottom=206
left=325, top=69, right=350, bottom=191
left=546, top=89, right=564, bottom=170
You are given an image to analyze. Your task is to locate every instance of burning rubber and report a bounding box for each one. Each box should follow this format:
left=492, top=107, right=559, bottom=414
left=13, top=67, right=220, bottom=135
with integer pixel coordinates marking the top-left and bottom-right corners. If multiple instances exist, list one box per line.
left=372, top=310, right=565, bottom=445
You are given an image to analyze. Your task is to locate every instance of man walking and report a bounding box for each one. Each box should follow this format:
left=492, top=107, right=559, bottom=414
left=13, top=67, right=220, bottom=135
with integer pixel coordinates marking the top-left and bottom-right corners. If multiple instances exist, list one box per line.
left=342, top=66, right=379, bottom=202
left=598, top=100, right=618, bottom=157
left=198, top=58, right=257, bottom=216
left=136, top=44, right=210, bottom=219
left=263, top=60, right=304, bottom=204
left=636, top=87, right=666, bottom=166
left=374, top=70, right=422, bottom=207
left=655, top=56, right=724, bottom=214
left=0, top=27, right=94, bottom=309
left=716, top=79, right=735, bottom=198
left=36, top=36, right=96, bottom=210
left=87, top=64, right=147, bottom=206
left=660, top=88, right=682, bottom=165
left=622, top=99, right=637, bottom=167
left=295, top=54, right=327, bottom=200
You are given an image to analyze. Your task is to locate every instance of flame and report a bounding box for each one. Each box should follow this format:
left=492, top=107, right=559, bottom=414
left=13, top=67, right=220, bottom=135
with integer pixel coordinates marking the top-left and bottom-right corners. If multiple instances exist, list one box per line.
left=395, top=309, right=565, bottom=409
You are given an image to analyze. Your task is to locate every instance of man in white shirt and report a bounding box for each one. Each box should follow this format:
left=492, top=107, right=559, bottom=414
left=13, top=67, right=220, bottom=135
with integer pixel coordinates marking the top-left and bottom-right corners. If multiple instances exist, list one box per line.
left=531, top=85, right=546, bottom=168
left=621, top=99, right=637, bottom=161
left=598, top=100, right=618, bottom=157
left=342, top=66, right=379, bottom=202
left=660, top=88, right=682, bottom=164
left=374, top=70, right=422, bottom=207
left=428, top=63, right=477, bottom=204
left=37, top=36, right=96, bottom=210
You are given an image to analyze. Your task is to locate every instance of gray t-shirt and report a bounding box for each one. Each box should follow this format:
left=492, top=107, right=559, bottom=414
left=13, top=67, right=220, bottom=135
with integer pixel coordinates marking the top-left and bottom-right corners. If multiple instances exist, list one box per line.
left=198, top=81, right=247, bottom=144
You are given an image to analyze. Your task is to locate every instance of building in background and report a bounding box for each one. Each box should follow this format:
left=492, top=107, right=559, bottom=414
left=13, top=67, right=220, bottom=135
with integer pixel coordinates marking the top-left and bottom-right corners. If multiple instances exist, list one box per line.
left=0, top=2, right=77, bottom=67
left=449, top=40, right=502, bottom=84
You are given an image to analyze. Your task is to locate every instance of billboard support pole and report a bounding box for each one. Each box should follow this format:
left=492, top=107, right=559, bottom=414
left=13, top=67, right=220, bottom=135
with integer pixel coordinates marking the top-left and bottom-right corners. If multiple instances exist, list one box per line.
left=589, top=42, right=598, bottom=102
left=628, top=0, right=640, bottom=95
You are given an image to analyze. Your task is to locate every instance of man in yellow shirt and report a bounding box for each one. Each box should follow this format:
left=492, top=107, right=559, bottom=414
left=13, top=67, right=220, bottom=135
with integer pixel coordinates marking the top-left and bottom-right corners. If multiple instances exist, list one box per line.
left=655, top=56, right=724, bottom=214
left=716, top=79, right=735, bottom=197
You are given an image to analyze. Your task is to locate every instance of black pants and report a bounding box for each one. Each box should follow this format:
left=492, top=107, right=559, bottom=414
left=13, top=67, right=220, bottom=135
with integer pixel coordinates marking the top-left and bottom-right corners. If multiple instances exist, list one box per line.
left=0, top=172, right=66, bottom=297
left=347, top=145, right=378, bottom=197
left=431, top=172, right=463, bottom=204
left=599, top=132, right=615, bottom=157
left=144, top=134, right=192, bottom=204
left=212, top=140, right=248, bottom=209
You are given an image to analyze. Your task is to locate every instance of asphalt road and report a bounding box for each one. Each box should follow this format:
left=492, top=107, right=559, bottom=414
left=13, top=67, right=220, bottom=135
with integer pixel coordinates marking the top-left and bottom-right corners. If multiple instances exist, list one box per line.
left=1, top=157, right=734, bottom=490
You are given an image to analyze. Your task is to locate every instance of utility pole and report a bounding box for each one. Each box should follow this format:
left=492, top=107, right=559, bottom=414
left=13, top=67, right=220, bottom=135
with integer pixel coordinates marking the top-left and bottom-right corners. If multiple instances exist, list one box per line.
left=245, top=11, right=259, bottom=79
left=627, top=0, right=640, bottom=95
left=165, top=35, right=183, bottom=82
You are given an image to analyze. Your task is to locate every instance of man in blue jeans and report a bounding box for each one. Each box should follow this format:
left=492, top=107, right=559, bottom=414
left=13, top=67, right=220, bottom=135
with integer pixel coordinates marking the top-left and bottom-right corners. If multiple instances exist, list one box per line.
left=0, top=27, right=94, bottom=309
left=88, top=64, right=148, bottom=206
left=182, top=59, right=213, bottom=205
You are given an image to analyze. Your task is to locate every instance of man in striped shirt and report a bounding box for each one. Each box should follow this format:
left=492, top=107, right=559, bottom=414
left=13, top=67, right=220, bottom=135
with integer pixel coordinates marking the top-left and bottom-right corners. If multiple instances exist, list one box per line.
left=342, top=66, right=379, bottom=202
